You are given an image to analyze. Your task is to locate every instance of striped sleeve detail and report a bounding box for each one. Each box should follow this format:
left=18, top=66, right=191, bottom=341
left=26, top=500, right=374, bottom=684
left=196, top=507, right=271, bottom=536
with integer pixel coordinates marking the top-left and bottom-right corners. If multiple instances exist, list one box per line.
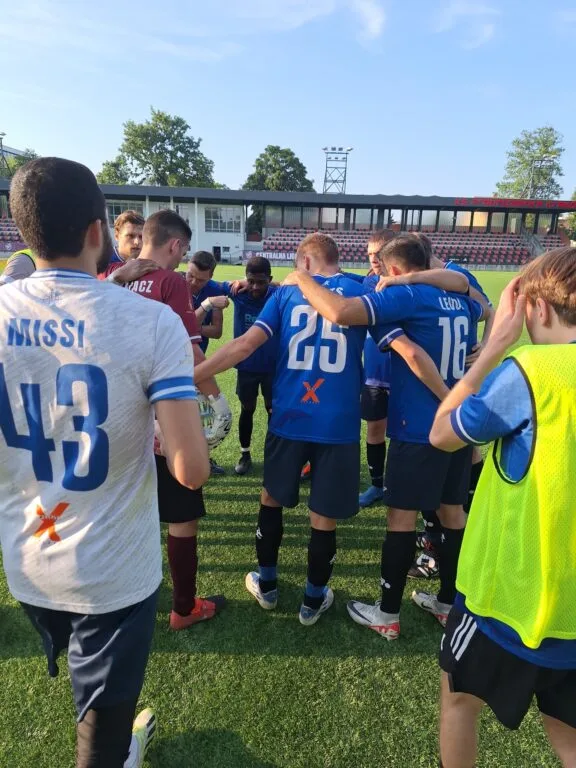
left=360, top=294, right=376, bottom=325
left=190, top=333, right=203, bottom=343
left=147, top=376, right=197, bottom=404
left=450, top=406, right=484, bottom=446
left=376, top=327, right=404, bottom=350
left=254, top=320, right=274, bottom=338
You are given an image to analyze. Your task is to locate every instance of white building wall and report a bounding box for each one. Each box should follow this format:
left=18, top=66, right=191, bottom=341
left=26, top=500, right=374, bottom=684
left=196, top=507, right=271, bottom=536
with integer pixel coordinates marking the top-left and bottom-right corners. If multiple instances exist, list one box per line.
left=116, top=198, right=245, bottom=261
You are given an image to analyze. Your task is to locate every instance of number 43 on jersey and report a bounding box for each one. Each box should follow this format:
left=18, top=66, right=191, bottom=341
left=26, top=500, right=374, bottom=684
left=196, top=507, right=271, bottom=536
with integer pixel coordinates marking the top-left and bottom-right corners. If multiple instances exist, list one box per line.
left=0, top=363, right=109, bottom=492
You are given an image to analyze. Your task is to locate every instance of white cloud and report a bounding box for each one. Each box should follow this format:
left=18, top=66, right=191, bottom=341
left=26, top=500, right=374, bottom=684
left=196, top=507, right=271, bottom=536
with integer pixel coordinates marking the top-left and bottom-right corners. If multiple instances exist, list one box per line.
left=348, top=0, right=387, bottom=41
left=0, top=0, right=386, bottom=65
left=434, top=1, right=500, bottom=48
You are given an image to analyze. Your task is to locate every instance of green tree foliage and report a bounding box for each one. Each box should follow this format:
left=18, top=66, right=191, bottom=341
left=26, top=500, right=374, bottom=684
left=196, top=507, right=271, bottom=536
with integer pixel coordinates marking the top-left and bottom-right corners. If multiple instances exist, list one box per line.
left=243, top=145, right=314, bottom=233
left=97, top=108, right=218, bottom=187
left=0, top=148, right=39, bottom=178
left=495, top=126, right=564, bottom=200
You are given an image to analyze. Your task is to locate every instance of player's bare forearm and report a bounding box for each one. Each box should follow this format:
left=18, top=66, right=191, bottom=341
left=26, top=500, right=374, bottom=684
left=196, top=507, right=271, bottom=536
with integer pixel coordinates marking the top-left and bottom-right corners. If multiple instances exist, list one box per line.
left=155, top=399, right=210, bottom=489
left=194, top=327, right=268, bottom=383
left=285, top=272, right=368, bottom=325
left=409, top=268, right=468, bottom=294
left=390, top=336, right=449, bottom=402
left=192, top=344, right=221, bottom=396
left=481, top=306, right=496, bottom=342
left=199, top=309, right=224, bottom=340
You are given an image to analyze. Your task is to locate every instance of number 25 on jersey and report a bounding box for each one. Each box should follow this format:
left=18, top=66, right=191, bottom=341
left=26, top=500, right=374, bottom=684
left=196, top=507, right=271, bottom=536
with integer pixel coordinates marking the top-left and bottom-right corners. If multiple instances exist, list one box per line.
left=0, top=363, right=109, bottom=492
left=287, top=305, right=347, bottom=374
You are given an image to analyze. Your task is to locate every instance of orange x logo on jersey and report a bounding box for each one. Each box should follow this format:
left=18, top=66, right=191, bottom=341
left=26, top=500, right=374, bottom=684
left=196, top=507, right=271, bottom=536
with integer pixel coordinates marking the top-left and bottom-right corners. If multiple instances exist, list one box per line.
left=301, top=378, right=325, bottom=403
left=33, top=502, right=69, bottom=543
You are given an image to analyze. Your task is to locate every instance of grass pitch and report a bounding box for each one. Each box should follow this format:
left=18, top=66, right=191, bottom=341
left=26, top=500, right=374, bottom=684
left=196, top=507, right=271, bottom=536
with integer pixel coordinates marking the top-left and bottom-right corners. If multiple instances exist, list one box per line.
left=0, top=266, right=557, bottom=767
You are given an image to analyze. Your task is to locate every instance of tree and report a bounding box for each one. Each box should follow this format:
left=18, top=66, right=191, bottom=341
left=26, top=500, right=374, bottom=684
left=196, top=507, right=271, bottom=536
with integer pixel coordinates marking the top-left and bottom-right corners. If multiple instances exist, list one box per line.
left=97, top=108, right=218, bottom=187
left=495, top=126, right=564, bottom=199
left=0, top=148, right=39, bottom=178
left=243, top=145, right=315, bottom=232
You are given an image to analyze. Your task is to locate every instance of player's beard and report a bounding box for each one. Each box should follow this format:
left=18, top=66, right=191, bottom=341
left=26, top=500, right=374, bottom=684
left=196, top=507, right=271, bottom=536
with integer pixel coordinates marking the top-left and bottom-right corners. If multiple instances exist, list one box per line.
left=96, top=223, right=114, bottom=274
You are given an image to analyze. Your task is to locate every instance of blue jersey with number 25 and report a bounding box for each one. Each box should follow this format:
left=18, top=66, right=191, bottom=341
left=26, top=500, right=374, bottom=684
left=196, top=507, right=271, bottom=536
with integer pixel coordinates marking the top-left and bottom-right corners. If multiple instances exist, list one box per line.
left=255, top=274, right=387, bottom=444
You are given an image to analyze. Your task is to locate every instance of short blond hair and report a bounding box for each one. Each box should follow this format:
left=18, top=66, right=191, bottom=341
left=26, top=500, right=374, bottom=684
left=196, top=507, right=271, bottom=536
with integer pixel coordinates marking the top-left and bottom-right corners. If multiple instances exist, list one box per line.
left=296, top=232, right=339, bottom=265
left=114, top=210, right=144, bottom=236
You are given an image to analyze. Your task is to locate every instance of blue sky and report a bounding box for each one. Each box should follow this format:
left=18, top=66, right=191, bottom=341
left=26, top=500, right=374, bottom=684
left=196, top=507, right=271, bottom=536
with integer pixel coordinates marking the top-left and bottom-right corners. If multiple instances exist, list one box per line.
left=1, top=0, right=575, bottom=198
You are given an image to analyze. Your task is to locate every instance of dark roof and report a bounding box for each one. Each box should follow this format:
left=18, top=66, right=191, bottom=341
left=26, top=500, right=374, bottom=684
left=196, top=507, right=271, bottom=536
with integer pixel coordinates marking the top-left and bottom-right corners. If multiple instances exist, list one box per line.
left=1, top=178, right=575, bottom=212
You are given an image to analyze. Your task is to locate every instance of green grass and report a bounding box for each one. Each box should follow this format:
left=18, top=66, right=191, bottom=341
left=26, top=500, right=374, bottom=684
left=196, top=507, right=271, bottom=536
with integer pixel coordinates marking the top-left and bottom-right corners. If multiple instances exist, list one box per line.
left=0, top=267, right=557, bottom=767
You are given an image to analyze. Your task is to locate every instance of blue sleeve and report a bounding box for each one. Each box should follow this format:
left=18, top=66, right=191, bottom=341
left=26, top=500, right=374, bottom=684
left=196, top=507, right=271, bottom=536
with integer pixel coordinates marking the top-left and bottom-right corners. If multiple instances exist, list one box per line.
left=368, top=324, right=404, bottom=350
left=254, top=291, right=281, bottom=338
left=450, top=359, right=532, bottom=445
left=360, top=286, right=414, bottom=326
left=217, top=281, right=232, bottom=297
left=467, top=274, right=492, bottom=307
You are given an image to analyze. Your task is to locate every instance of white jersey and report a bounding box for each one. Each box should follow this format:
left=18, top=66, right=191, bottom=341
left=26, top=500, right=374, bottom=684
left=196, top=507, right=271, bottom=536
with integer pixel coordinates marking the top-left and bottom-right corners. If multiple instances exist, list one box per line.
left=0, top=268, right=196, bottom=614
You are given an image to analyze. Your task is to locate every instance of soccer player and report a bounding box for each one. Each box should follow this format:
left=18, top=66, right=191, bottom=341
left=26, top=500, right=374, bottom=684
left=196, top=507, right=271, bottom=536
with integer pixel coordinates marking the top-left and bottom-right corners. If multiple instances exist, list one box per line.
left=194, top=234, right=450, bottom=625
left=284, top=235, right=484, bottom=638
left=221, top=256, right=277, bottom=476
left=359, top=229, right=396, bottom=507
left=105, top=210, right=231, bottom=630
left=186, top=250, right=229, bottom=353
left=186, top=250, right=230, bottom=475
left=1, top=157, right=209, bottom=767
left=430, top=250, right=576, bottom=767
left=112, top=210, right=145, bottom=263
left=410, top=233, right=495, bottom=575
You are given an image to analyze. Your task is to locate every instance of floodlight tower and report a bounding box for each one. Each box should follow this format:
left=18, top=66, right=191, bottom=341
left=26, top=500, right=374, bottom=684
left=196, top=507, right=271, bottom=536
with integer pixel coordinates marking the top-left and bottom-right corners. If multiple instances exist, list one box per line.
left=0, top=133, right=10, bottom=177
left=322, top=146, right=353, bottom=194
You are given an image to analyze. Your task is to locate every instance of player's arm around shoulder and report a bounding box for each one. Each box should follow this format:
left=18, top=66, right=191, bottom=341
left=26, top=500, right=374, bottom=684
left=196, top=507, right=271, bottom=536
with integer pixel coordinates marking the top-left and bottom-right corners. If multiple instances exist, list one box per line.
left=149, top=306, right=210, bottom=489
left=282, top=270, right=368, bottom=326
left=376, top=268, right=469, bottom=294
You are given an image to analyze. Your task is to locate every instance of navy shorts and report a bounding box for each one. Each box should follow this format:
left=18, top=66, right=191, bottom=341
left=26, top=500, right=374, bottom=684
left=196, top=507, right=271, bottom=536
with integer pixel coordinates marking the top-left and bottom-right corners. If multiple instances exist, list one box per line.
left=155, top=454, right=206, bottom=523
left=360, top=385, right=389, bottom=422
left=236, top=370, right=274, bottom=406
left=384, top=441, right=473, bottom=511
left=263, top=432, right=360, bottom=520
left=440, top=607, right=576, bottom=730
left=21, top=589, right=158, bottom=722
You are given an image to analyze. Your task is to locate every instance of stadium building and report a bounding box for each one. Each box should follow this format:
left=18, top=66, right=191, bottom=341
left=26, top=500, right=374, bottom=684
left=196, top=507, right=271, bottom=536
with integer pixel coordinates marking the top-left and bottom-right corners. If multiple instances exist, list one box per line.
left=1, top=180, right=575, bottom=268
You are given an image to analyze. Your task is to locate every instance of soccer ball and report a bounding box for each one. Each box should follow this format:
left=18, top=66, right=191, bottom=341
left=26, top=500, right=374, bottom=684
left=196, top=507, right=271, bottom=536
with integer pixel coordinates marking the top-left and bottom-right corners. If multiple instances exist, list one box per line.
left=197, top=393, right=232, bottom=451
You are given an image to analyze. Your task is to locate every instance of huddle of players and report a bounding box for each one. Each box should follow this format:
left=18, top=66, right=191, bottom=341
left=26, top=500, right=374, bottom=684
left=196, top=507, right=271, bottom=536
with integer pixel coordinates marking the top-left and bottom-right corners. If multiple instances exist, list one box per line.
left=108, top=213, right=493, bottom=632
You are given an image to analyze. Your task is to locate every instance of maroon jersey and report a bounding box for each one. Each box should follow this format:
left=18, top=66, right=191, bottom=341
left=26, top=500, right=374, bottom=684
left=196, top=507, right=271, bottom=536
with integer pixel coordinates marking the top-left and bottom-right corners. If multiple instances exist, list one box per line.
left=99, top=263, right=201, bottom=343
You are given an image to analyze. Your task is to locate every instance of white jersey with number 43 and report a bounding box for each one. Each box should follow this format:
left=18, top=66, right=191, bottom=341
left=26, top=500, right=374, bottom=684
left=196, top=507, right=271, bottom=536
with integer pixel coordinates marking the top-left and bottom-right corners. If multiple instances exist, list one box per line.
left=0, top=268, right=197, bottom=614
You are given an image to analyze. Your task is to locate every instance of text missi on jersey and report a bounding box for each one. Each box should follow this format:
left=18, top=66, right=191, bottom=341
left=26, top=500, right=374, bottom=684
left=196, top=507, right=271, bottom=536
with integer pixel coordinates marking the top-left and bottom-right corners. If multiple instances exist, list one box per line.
left=6, top=318, right=85, bottom=348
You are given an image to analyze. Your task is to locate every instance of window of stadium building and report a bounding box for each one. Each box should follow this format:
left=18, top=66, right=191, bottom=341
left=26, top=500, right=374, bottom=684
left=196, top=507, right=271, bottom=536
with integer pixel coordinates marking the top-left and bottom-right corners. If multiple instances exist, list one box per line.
left=107, top=201, right=144, bottom=227
left=354, top=209, right=372, bottom=230
left=205, top=207, right=242, bottom=233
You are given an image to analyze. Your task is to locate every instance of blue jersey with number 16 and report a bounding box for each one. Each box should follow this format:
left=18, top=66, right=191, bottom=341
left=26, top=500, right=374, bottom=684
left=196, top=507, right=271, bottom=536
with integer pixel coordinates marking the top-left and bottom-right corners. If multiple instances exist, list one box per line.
left=255, top=274, right=387, bottom=445
left=361, top=285, right=483, bottom=443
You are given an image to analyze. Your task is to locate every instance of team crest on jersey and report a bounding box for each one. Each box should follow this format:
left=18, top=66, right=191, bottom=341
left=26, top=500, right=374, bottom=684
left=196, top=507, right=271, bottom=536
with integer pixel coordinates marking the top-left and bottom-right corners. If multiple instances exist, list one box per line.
left=33, top=502, right=69, bottom=543
left=301, top=378, right=325, bottom=403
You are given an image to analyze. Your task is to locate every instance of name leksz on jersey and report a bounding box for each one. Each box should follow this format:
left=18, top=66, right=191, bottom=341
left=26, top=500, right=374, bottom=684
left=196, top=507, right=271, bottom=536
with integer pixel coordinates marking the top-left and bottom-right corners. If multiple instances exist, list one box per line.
left=438, top=296, right=465, bottom=311
left=128, top=279, right=154, bottom=295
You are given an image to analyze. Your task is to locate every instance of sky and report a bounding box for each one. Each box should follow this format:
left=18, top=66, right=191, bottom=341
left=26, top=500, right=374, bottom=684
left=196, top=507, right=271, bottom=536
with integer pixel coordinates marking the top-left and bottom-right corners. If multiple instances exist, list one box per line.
left=1, top=0, right=576, bottom=198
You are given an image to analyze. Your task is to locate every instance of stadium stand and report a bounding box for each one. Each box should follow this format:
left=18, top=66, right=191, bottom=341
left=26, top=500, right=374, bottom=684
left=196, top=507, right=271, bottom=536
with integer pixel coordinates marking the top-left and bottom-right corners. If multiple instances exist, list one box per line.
left=262, top=228, right=566, bottom=266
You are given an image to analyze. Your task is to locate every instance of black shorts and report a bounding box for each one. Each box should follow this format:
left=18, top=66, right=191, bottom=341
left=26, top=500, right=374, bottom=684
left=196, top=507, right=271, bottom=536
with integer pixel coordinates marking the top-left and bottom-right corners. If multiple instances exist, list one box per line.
left=236, top=370, right=274, bottom=406
left=440, top=607, right=576, bottom=730
left=155, top=454, right=206, bottom=523
left=21, top=590, right=158, bottom=722
left=384, top=440, right=472, bottom=511
left=263, top=432, right=360, bottom=520
left=360, top=385, right=389, bottom=422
